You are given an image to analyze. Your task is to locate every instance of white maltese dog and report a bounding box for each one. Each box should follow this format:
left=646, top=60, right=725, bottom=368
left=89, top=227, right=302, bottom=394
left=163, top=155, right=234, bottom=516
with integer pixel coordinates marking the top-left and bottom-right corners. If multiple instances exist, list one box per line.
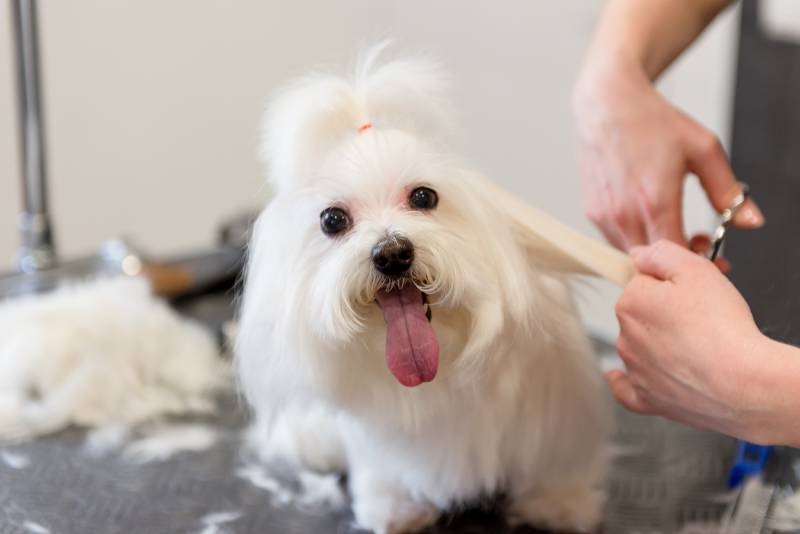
left=236, top=44, right=611, bottom=534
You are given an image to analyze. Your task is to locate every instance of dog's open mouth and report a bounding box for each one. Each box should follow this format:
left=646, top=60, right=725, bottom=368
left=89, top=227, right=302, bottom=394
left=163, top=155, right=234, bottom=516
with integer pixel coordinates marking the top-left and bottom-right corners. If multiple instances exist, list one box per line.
left=375, top=284, right=439, bottom=388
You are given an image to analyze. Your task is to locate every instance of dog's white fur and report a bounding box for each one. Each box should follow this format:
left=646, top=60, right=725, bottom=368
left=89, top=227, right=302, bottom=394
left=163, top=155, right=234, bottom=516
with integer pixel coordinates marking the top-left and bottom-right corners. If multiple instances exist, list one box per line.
left=236, top=45, right=611, bottom=533
left=0, top=277, right=226, bottom=441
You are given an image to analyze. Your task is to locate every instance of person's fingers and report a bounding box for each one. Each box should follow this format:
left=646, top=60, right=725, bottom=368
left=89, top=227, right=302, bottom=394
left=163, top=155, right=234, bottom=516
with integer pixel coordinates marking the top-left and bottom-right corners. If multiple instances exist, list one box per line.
left=688, top=233, right=731, bottom=273
left=606, top=370, right=651, bottom=414
left=688, top=233, right=711, bottom=255
left=615, top=214, right=648, bottom=250
left=582, top=169, right=633, bottom=251
left=595, top=221, right=631, bottom=251
left=713, top=256, right=732, bottom=274
left=629, top=240, right=698, bottom=281
left=730, top=198, right=765, bottom=229
left=642, top=203, right=687, bottom=247
left=602, top=179, right=649, bottom=250
left=581, top=148, right=654, bottom=249
left=589, top=189, right=647, bottom=251
left=683, top=123, right=764, bottom=229
left=634, top=179, right=688, bottom=247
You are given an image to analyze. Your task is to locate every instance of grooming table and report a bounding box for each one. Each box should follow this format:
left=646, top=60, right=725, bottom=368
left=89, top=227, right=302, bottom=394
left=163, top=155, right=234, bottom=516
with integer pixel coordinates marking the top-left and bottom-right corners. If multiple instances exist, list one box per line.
left=2, top=290, right=796, bottom=534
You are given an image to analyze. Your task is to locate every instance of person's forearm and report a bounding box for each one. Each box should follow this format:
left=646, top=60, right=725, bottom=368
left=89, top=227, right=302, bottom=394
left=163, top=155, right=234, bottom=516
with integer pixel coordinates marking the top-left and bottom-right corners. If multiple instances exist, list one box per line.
left=747, top=338, right=800, bottom=447
left=583, top=0, right=732, bottom=81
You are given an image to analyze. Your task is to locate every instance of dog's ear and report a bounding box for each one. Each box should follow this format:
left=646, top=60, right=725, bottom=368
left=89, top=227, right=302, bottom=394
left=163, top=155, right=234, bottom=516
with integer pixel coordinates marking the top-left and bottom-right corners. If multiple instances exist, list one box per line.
left=259, top=72, right=361, bottom=194
left=260, top=42, right=454, bottom=193
left=481, top=179, right=634, bottom=287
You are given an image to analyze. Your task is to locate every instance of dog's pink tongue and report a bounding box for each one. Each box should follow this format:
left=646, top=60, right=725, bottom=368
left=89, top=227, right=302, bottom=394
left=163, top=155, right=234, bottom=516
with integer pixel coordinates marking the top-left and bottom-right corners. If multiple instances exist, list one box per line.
left=376, top=285, right=439, bottom=387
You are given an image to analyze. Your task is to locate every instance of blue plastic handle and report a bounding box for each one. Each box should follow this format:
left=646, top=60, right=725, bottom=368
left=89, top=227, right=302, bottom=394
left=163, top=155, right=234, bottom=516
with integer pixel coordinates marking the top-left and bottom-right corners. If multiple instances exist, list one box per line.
left=728, top=440, right=772, bottom=489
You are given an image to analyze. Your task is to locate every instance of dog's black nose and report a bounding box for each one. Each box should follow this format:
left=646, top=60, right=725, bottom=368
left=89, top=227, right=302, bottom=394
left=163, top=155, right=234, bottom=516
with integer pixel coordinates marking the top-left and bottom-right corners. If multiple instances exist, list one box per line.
left=372, top=236, right=414, bottom=276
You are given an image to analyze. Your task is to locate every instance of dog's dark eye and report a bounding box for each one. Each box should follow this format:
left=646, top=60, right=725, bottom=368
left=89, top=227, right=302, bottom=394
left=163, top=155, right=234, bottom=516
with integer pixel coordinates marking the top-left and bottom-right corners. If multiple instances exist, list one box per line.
left=409, top=187, right=438, bottom=210
left=320, top=207, right=351, bottom=236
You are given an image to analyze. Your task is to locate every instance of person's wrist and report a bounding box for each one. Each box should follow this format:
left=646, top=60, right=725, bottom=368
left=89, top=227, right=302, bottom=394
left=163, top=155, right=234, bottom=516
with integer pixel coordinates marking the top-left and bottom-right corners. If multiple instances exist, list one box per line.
left=572, top=50, right=649, bottom=121
left=764, top=339, right=800, bottom=446
left=737, top=336, right=800, bottom=446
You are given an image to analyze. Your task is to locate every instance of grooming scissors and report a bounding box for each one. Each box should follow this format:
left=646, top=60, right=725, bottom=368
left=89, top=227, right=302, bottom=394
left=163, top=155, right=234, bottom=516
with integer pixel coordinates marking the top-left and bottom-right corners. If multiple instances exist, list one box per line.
left=708, top=184, right=750, bottom=262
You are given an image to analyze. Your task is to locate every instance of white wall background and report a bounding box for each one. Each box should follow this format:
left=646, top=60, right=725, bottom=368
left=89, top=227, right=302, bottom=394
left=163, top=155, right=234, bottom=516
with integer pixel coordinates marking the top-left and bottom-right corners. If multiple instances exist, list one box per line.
left=0, top=1, right=740, bottom=337
left=760, top=0, right=800, bottom=42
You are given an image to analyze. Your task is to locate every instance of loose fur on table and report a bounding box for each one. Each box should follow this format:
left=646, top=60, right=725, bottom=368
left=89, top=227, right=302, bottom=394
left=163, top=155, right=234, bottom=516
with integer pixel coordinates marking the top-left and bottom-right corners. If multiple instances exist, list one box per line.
left=0, top=277, right=228, bottom=443
left=236, top=43, right=611, bottom=534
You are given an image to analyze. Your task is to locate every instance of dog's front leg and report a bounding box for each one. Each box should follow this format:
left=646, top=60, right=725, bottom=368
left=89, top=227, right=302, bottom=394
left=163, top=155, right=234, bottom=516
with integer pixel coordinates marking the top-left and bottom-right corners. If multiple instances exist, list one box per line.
left=507, top=479, right=605, bottom=533
left=349, top=468, right=439, bottom=534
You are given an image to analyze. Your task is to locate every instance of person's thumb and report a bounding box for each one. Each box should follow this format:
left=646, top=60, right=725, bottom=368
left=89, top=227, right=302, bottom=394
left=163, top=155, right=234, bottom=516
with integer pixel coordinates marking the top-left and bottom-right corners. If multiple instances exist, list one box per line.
left=630, top=240, right=697, bottom=281
left=606, top=370, right=651, bottom=414
left=684, top=125, right=764, bottom=229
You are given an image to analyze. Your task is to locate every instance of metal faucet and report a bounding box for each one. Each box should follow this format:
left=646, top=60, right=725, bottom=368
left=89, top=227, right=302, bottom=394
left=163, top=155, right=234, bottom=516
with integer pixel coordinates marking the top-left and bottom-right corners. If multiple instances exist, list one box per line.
left=11, top=0, right=56, bottom=273
left=0, top=0, right=132, bottom=298
left=0, top=0, right=246, bottom=302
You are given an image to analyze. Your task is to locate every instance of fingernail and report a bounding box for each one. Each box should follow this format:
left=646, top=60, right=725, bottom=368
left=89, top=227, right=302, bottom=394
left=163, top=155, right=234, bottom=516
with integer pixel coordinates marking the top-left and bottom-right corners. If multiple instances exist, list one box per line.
left=688, top=234, right=710, bottom=255
left=714, top=257, right=732, bottom=274
left=737, top=203, right=765, bottom=228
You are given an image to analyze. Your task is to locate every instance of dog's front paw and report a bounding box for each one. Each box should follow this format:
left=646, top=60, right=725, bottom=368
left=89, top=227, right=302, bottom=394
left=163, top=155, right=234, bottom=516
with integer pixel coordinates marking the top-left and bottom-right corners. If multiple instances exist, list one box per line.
left=352, top=485, right=438, bottom=534
left=508, top=483, right=604, bottom=533
left=0, top=395, right=49, bottom=442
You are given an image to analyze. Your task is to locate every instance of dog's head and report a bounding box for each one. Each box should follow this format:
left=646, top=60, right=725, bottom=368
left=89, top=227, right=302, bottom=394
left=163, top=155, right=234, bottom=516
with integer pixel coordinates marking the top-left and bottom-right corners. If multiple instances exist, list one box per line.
left=237, top=45, right=579, bottom=395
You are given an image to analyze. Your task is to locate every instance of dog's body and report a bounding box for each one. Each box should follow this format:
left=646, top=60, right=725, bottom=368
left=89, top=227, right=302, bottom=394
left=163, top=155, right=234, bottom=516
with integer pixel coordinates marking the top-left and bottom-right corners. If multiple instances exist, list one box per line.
left=236, top=46, right=611, bottom=533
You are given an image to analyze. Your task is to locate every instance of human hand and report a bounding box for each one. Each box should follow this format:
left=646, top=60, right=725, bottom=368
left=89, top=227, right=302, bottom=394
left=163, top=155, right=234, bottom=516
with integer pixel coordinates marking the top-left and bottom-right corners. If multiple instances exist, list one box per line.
left=573, top=60, right=764, bottom=250
left=609, top=240, right=772, bottom=442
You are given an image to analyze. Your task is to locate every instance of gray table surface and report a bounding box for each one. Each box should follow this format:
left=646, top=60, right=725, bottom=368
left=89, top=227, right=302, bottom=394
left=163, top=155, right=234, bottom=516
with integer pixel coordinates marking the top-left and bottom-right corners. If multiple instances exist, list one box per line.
left=0, top=294, right=785, bottom=534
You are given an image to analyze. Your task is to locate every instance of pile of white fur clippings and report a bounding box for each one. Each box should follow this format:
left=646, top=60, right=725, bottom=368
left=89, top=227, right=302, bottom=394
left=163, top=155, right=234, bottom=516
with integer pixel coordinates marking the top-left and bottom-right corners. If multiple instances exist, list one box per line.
left=0, top=276, right=230, bottom=458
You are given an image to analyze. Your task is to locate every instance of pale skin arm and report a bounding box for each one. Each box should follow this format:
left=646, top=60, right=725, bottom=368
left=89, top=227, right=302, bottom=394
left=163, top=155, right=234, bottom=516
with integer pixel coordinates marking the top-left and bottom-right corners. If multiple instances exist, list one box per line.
left=573, top=0, right=764, bottom=250
left=580, top=0, right=799, bottom=444
left=584, top=0, right=732, bottom=80
left=612, top=240, right=800, bottom=447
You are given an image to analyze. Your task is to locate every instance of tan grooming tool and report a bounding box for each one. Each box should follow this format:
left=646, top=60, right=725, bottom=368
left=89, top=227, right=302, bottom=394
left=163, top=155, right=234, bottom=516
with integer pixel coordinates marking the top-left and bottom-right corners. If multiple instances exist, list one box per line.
left=139, top=263, right=195, bottom=298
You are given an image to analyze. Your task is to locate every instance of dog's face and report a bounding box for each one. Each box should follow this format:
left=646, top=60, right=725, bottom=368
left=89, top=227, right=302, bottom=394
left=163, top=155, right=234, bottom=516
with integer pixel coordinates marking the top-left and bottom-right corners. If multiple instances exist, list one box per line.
left=237, top=53, right=565, bottom=401
left=243, top=128, right=538, bottom=392
left=301, top=129, right=505, bottom=387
